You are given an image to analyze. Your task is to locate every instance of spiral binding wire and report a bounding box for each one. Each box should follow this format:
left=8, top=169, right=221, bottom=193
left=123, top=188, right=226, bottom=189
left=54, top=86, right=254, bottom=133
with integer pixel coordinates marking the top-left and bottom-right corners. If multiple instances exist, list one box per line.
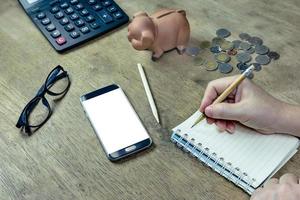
left=171, top=129, right=256, bottom=194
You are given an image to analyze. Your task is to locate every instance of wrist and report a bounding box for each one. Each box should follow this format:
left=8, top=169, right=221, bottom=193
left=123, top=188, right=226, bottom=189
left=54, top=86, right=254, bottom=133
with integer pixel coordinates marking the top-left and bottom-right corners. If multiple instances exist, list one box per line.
left=276, top=102, right=300, bottom=137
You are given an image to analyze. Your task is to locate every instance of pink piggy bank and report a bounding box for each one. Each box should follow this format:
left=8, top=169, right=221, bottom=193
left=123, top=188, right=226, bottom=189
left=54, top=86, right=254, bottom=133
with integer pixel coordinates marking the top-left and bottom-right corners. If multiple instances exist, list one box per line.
left=127, top=9, right=190, bottom=60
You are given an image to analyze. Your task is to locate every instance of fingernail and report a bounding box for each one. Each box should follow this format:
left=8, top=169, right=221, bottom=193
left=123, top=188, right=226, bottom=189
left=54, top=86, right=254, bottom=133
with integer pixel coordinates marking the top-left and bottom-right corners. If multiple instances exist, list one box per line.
left=205, top=106, right=213, bottom=117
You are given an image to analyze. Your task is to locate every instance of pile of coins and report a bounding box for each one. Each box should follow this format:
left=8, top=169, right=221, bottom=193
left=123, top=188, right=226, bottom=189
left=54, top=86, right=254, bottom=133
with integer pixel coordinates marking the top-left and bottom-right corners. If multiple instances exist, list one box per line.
left=185, top=28, right=280, bottom=76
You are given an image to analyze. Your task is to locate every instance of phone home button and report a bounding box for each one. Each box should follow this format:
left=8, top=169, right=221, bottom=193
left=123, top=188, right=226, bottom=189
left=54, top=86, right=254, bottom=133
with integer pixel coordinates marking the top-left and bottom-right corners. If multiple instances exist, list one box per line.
left=125, top=145, right=136, bottom=152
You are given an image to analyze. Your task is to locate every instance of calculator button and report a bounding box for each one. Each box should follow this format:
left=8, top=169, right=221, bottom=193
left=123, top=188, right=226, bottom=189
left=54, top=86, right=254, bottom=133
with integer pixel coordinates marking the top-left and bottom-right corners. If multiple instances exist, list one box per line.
left=65, top=24, right=75, bottom=31
left=75, top=3, right=84, bottom=10
left=70, top=13, right=79, bottom=20
left=113, top=11, right=123, bottom=19
left=55, top=11, right=64, bottom=19
left=60, top=2, right=69, bottom=9
left=50, top=0, right=59, bottom=6
left=107, top=6, right=117, bottom=13
left=37, top=12, right=46, bottom=19
left=60, top=17, right=69, bottom=25
left=70, top=0, right=79, bottom=5
left=74, top=19, right=85, bottom=27
left=90, top=22, right=100, bottom=29
left=80, top=9, right=89, bottom=16
left=56, top=36, right=67, bottom=45
left=102, top=0, right=112, bottom=7
left=49, top=0, right=59, bottom=6
left=99, top=11, right=113, bottom=23
left=51, top=30, right=61, bottom=38
left=65, top=7, right=74, bottom=14
left=80, top=26, right=90, bottom=34
left=88, top=0, right=96, bottom=5
left=70, top=31, right=80, bottom=38
left=41, top=18, right=51, bottom=25
left=93, top=4, right=102, bottom=11
left=65, top=24, right=75, bottom=32
left=46, top=24, right=56, bottom=31
left=85, top=15, right=95, bottom=22
left=50, top=6, right=59, bottom=14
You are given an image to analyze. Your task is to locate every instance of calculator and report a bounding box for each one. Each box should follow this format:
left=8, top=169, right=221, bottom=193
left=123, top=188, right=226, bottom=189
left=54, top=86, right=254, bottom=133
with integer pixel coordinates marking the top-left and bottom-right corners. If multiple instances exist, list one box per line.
left=18, top=0, right=129, bottom=52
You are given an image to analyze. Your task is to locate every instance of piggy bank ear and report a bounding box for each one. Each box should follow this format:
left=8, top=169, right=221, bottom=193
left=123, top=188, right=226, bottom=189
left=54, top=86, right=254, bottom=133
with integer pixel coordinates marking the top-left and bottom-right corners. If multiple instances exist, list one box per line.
left=141, top=30, right=154, bottom=47
left=133, top=12, right=148, bottom=18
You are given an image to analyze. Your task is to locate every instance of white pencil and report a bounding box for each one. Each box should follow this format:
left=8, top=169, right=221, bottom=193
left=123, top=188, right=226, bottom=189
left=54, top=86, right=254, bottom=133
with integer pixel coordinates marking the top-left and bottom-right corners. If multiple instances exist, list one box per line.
left=137, top=63, right=160, bottom=124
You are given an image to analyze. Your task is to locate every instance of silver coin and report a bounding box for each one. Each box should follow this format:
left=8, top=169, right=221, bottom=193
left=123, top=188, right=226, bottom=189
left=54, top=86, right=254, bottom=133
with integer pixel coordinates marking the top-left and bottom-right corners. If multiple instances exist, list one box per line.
left=244, top=47, right=255, bottom=54
left=212, top=37, right=225, bottom=46
left=255, top=45, right=269, bottom=55
left=268, top=51, right=280, bottom=60
left=252, top=63, right=262, bottom=71
left=218, top=63, right=233, bottom=74
left=185, top=47, right=200, bottom=57
left=237, top=62, right=250, bottom=71
left=251, top=36, right=263, bottom=46
left=240, top=42, right=251, bottom=50
left=216, top=28, right=231, bottom=38
left=239, top=33, right=251, bottom=40
left=232, top=40, right=242, bottom=49
left=236, top=52, right=252, bottom=63
left=255, top=55, right=271, bottom=65
left=246, top=72, right=254, bottom=79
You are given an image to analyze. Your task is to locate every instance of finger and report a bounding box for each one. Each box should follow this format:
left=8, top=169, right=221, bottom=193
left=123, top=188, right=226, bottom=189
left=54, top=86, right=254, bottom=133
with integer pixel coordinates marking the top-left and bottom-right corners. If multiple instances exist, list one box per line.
left=226, top=121, right=236, bottom=133
left=204, top=102, right=244, bottom=121
left=215, top=120, right=226, bottom=132
left=200, top=76, right=240, bottom=112
left=263, top=178, right=279, bottom=188
left=279, top=173, right=298, bottom=184
left=250, top=187, right=263, bottom=200
left=206, top=117, right=215, bottom=124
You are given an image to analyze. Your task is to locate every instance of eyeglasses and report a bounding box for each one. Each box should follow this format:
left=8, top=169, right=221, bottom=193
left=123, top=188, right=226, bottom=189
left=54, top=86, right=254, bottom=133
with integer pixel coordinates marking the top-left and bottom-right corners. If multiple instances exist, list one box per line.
left=16, top=65, right=71, bottom=135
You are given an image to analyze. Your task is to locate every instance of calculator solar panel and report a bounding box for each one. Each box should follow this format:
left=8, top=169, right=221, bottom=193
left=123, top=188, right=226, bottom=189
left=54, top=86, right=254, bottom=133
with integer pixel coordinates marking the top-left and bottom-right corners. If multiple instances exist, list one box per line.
left=19, top=0, right=129, bottom=52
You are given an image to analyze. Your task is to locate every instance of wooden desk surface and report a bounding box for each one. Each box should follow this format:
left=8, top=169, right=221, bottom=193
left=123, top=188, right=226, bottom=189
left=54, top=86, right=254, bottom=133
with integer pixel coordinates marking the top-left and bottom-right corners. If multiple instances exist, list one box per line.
left=1, top=0, right=300, bottom=199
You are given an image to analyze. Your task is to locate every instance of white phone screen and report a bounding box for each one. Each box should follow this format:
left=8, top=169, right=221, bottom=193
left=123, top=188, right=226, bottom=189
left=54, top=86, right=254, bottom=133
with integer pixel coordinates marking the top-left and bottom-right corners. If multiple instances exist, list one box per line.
left=82, top=87, right=149, bottom=154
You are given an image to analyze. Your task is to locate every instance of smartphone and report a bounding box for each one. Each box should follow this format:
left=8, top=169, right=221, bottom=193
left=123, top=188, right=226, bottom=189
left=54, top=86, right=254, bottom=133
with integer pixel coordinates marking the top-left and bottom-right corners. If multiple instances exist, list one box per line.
left=80, top=84, right=152, bottom=161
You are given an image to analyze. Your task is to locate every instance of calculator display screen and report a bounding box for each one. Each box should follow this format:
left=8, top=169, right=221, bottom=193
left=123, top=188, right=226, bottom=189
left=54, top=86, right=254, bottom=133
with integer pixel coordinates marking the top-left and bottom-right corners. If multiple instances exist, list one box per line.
left=26, top=0, right=39, bottom=4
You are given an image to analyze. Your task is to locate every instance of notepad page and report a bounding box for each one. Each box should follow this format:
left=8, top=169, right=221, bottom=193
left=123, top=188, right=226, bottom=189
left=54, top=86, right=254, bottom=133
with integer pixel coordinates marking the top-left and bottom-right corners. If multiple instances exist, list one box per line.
left=173, top=111, right=299, bottom=188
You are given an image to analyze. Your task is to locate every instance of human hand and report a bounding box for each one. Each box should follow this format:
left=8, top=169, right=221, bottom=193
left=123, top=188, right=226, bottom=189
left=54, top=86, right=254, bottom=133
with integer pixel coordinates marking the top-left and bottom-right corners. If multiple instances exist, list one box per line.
left=250, top=173, right=300, bottom=200
left=199, top=76, right=287, bottom=134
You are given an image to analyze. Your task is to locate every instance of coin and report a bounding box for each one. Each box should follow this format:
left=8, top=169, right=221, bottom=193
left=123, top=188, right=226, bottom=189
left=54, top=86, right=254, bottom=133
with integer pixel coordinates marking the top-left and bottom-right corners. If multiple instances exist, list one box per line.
left=194, top=57, right=206, bottom=66
left=250, top=36, right=263, bottom=46
left=210, top=46, right=221, bottom=53
left=255, top=55, right=271, bottom=65
left=220, top=41, right=234, bottom=51
left=185, top=47, right=201, bottom=57
left=239, top=33, right=251, bottom=40
left=216, top=28, right=231, bottom=38
left=237, top=62, right=250, bottom=71
left=227, top=49, right=237, bottom=56
left=205, top=61, right=218, bottom=71
left=252, top=63, right=262, bottom=71
left=268, top=51, right=280, bottom=60
left=199, top=41, right=211, bottom=49
left=218, top=63, right=233, bottom=74
left=240, top=42, right=251, bottom=50
left=212, top=37, right=225, bottom=46
left=245, top=47, right=255, bottom=54
left=232, top=40, right=242, bottom=49
left=215, top=53, right=231, bottom=63
left=255, top=45, right=269, bottom=55
left=236, top=52, right=252, bottom=63
left=246, top=72, right=254, bottom=79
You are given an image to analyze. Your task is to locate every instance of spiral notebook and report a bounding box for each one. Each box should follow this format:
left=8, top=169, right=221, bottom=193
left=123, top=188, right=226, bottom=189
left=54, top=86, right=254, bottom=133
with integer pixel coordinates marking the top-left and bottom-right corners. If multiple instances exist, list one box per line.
left=171, top=111, right=300, bottom=194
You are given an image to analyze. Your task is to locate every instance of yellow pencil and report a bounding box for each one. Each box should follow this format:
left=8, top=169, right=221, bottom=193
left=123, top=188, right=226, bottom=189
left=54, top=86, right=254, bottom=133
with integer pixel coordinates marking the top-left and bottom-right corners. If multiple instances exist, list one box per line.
left=191, top=65, right=255, bottom=128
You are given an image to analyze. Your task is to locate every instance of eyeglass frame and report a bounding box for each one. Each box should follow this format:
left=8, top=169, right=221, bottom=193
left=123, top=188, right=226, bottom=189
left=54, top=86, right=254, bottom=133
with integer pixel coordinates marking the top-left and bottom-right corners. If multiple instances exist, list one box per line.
left=16, top=65, right=71, bottom=135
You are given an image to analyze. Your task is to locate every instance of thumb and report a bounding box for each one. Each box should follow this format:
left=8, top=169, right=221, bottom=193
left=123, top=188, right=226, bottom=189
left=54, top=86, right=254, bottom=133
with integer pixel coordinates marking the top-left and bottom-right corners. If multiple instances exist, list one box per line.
left=204, top=102, right=243, bottom=120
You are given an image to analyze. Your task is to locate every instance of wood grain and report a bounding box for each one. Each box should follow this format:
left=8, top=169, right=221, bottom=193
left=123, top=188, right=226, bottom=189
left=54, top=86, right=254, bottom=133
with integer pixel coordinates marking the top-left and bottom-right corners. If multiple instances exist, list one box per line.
left=0, top=0, right=300, bottom=199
